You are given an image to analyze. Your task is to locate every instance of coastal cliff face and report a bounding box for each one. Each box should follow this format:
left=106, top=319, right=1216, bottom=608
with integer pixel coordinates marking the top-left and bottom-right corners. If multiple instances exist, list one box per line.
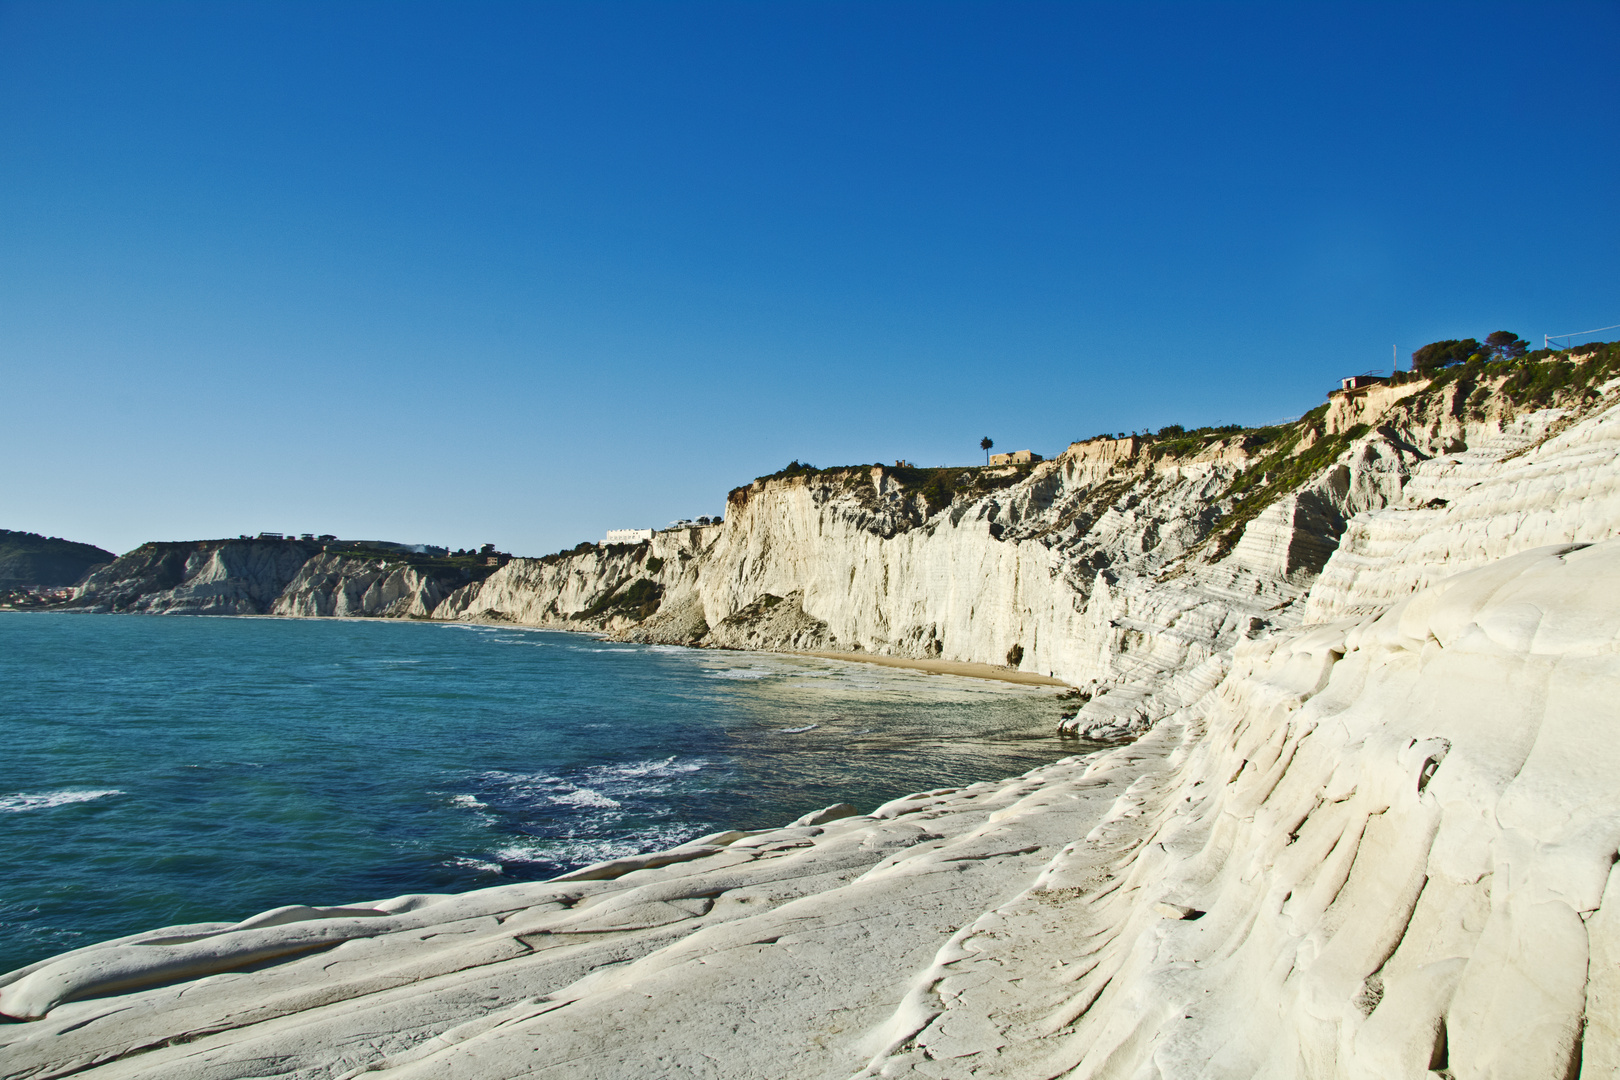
left=435, top=439, right=1323, bottom=739
left=270, top=553, right=452, bottom=618
left=70, top=540, right=321, bottom=614
left=851, top=540, right=1620, bottom=1080
left=5, top=536, right=1616, bottom=1078
left=66, top=541, right=492, bottom=618
left=436, top=359, right=1619, bottom=737
left=7, top=348, right=1620, bottom=1079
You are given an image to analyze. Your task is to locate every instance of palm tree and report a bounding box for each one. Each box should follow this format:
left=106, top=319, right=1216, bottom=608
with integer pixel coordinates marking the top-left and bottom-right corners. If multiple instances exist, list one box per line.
left=980, top=436, right=993, bottom=466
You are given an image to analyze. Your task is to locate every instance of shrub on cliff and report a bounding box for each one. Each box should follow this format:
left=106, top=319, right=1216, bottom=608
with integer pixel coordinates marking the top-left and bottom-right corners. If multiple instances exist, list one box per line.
left=578, top=577, right=664, bottom=621
left=757, top=461, right=820, bottom=482
left=1411, top=338, right=1484, bottom=373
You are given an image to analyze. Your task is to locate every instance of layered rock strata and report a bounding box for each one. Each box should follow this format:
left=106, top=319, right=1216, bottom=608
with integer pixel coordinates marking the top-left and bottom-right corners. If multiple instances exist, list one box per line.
left=4, top=539, right=1616, bottom=1079
left=70, top=540, right=321, bottom=615
left=437, top=366, right=1620, bottom=737
left=10, top=352, right=1620, bottom=1078
left=66, top=541, right=491, bottom=619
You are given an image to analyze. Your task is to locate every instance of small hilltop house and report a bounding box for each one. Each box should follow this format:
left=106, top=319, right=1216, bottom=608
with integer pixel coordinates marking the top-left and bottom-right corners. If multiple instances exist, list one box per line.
left=1333, top=374, right=1390, bottom=396
left=988, top=450, right=1042, bottom=466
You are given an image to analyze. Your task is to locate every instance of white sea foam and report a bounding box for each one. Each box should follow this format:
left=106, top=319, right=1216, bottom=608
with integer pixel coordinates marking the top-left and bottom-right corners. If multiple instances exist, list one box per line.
left=449, top=794, right=488, bottom=810
left=551, top=788, right=622, bottom=809
left=493, top=826, right=696, bottom=868
left=597, top=756, right=703, bottom=779
left=777, top=724, right=819, bottom=734
left=0, top=789, right=124, bottom=813
left=444, top=855, right=503, bottom=874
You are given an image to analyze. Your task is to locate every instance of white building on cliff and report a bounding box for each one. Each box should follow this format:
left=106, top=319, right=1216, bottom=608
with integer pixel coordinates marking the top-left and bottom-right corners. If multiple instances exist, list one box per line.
left=602, top=528, right=654, bottom=545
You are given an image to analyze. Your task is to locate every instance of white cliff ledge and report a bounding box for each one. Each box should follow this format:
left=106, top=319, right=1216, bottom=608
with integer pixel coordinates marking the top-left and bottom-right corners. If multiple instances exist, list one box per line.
left=9, top=349, right=1620, bottom=1077
left=3, top=539, right=1617, bottom=1078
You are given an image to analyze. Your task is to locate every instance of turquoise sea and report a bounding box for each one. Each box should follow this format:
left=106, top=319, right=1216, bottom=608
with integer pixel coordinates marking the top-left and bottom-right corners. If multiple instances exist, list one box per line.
left=0, top=612, right=1082, bottom=975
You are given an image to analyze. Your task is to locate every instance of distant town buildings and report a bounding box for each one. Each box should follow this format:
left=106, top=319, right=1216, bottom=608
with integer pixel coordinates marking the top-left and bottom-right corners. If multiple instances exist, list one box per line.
left=988, top=450, right=1042, bottom=466
left=603, top=528, right=655, bottom=545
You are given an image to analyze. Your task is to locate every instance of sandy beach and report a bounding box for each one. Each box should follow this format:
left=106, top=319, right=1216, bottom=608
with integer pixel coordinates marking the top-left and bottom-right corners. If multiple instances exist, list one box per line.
left=795, top=649, right=1072, bottom=687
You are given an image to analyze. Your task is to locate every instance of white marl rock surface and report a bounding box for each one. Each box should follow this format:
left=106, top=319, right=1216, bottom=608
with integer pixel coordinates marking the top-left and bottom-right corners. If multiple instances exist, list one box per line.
left=5, top=538, right=1617, bottom=1079
left=10, top=363, right=1620, bottom=1078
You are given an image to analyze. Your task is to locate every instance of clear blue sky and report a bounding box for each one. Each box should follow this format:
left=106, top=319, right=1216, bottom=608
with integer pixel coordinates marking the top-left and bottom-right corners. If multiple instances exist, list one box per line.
left=3, top=1, right=1616, bottom=556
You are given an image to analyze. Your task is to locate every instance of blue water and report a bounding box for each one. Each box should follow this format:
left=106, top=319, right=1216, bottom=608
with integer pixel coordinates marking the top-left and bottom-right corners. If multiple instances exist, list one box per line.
left=0, top=612, right=1081, bottom=974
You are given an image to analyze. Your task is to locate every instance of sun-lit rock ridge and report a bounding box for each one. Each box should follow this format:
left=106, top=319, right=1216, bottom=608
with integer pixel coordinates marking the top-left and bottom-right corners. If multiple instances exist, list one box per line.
left=852, top=540, right=1620, bottom=1079
left=5, top=537, right=1617, bottom=1078
left=65, top=540, right=493, bottom=619
left=436, top=356, right=1620, bottom=737
left=70, top=539, right=321, bottom=615
left=9, top=346, right=1620, bottom=1078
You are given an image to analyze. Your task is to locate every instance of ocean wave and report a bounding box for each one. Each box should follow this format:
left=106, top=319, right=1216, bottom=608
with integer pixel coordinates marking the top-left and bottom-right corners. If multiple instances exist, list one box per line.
left=550, top=788, right=622, bottom=809
left=492, top=826, right=697, bottom=869
left=444, top=855, right=503, bottom=875
left=466, top=757, right=705, bottom=822
left=0, top=789, right=124, bottom=813
left=594, top=756, right=704, bottom=779
left=777, top=724, right=819, bottom=734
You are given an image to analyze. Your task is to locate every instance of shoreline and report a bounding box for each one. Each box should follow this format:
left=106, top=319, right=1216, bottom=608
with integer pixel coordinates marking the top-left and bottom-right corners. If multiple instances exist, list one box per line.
left=792, top=648, right=1072, bottom=687
left=7, top=610, right=1077, bottom=690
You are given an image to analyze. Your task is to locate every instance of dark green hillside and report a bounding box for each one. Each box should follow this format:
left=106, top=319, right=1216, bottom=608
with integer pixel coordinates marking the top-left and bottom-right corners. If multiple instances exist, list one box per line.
left=0, top=530, right=116, bottom=588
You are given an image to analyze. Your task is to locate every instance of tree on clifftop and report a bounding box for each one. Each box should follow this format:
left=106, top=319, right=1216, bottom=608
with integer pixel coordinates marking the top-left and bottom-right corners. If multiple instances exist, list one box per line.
left=980, top=436, right=993, bottom=465
left=1411, top=338, right=1483, bottom=374
left=1486, top=331, right=1529, bottom=361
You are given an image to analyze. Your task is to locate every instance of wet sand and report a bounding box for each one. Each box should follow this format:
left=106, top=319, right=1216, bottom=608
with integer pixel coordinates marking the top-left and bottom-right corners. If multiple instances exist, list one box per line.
left=793, top=649, right=1072, bottom=687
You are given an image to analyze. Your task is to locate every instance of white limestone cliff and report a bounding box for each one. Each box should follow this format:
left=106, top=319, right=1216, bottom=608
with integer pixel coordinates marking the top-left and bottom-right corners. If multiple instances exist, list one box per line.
left=9, top=350, right=1620, bottom=1078
left=5, top=535, right=1616, bottom=1078
left=271, top=553, right=450, bottom=618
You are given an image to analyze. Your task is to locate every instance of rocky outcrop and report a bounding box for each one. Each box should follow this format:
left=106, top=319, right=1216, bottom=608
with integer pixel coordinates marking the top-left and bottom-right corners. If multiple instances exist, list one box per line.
left=472, top=358, right=1620, bottom=742
left=439, top=370, right=1594, bottom=738
left=701, top=589, right=834, bottom=651
left=1307, top=399, right=1620, bottom=622
left=270, top=554, right=453, bottom=618
left=430, top=531, right=710, bottom=630
left=8, top=348, right=1620, bottom=1079
left=70, top=540, right=320, bottom=614
left=854, top=540, right=1620, bottom=1079
left=67, top=540, right=493, bottom=618
left=6, top=539, right=1616, bottom=1079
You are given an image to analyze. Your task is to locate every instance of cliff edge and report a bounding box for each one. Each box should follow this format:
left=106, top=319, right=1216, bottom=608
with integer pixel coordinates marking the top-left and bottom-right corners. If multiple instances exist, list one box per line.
left=5, top=346, right=1620, bottom=1078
